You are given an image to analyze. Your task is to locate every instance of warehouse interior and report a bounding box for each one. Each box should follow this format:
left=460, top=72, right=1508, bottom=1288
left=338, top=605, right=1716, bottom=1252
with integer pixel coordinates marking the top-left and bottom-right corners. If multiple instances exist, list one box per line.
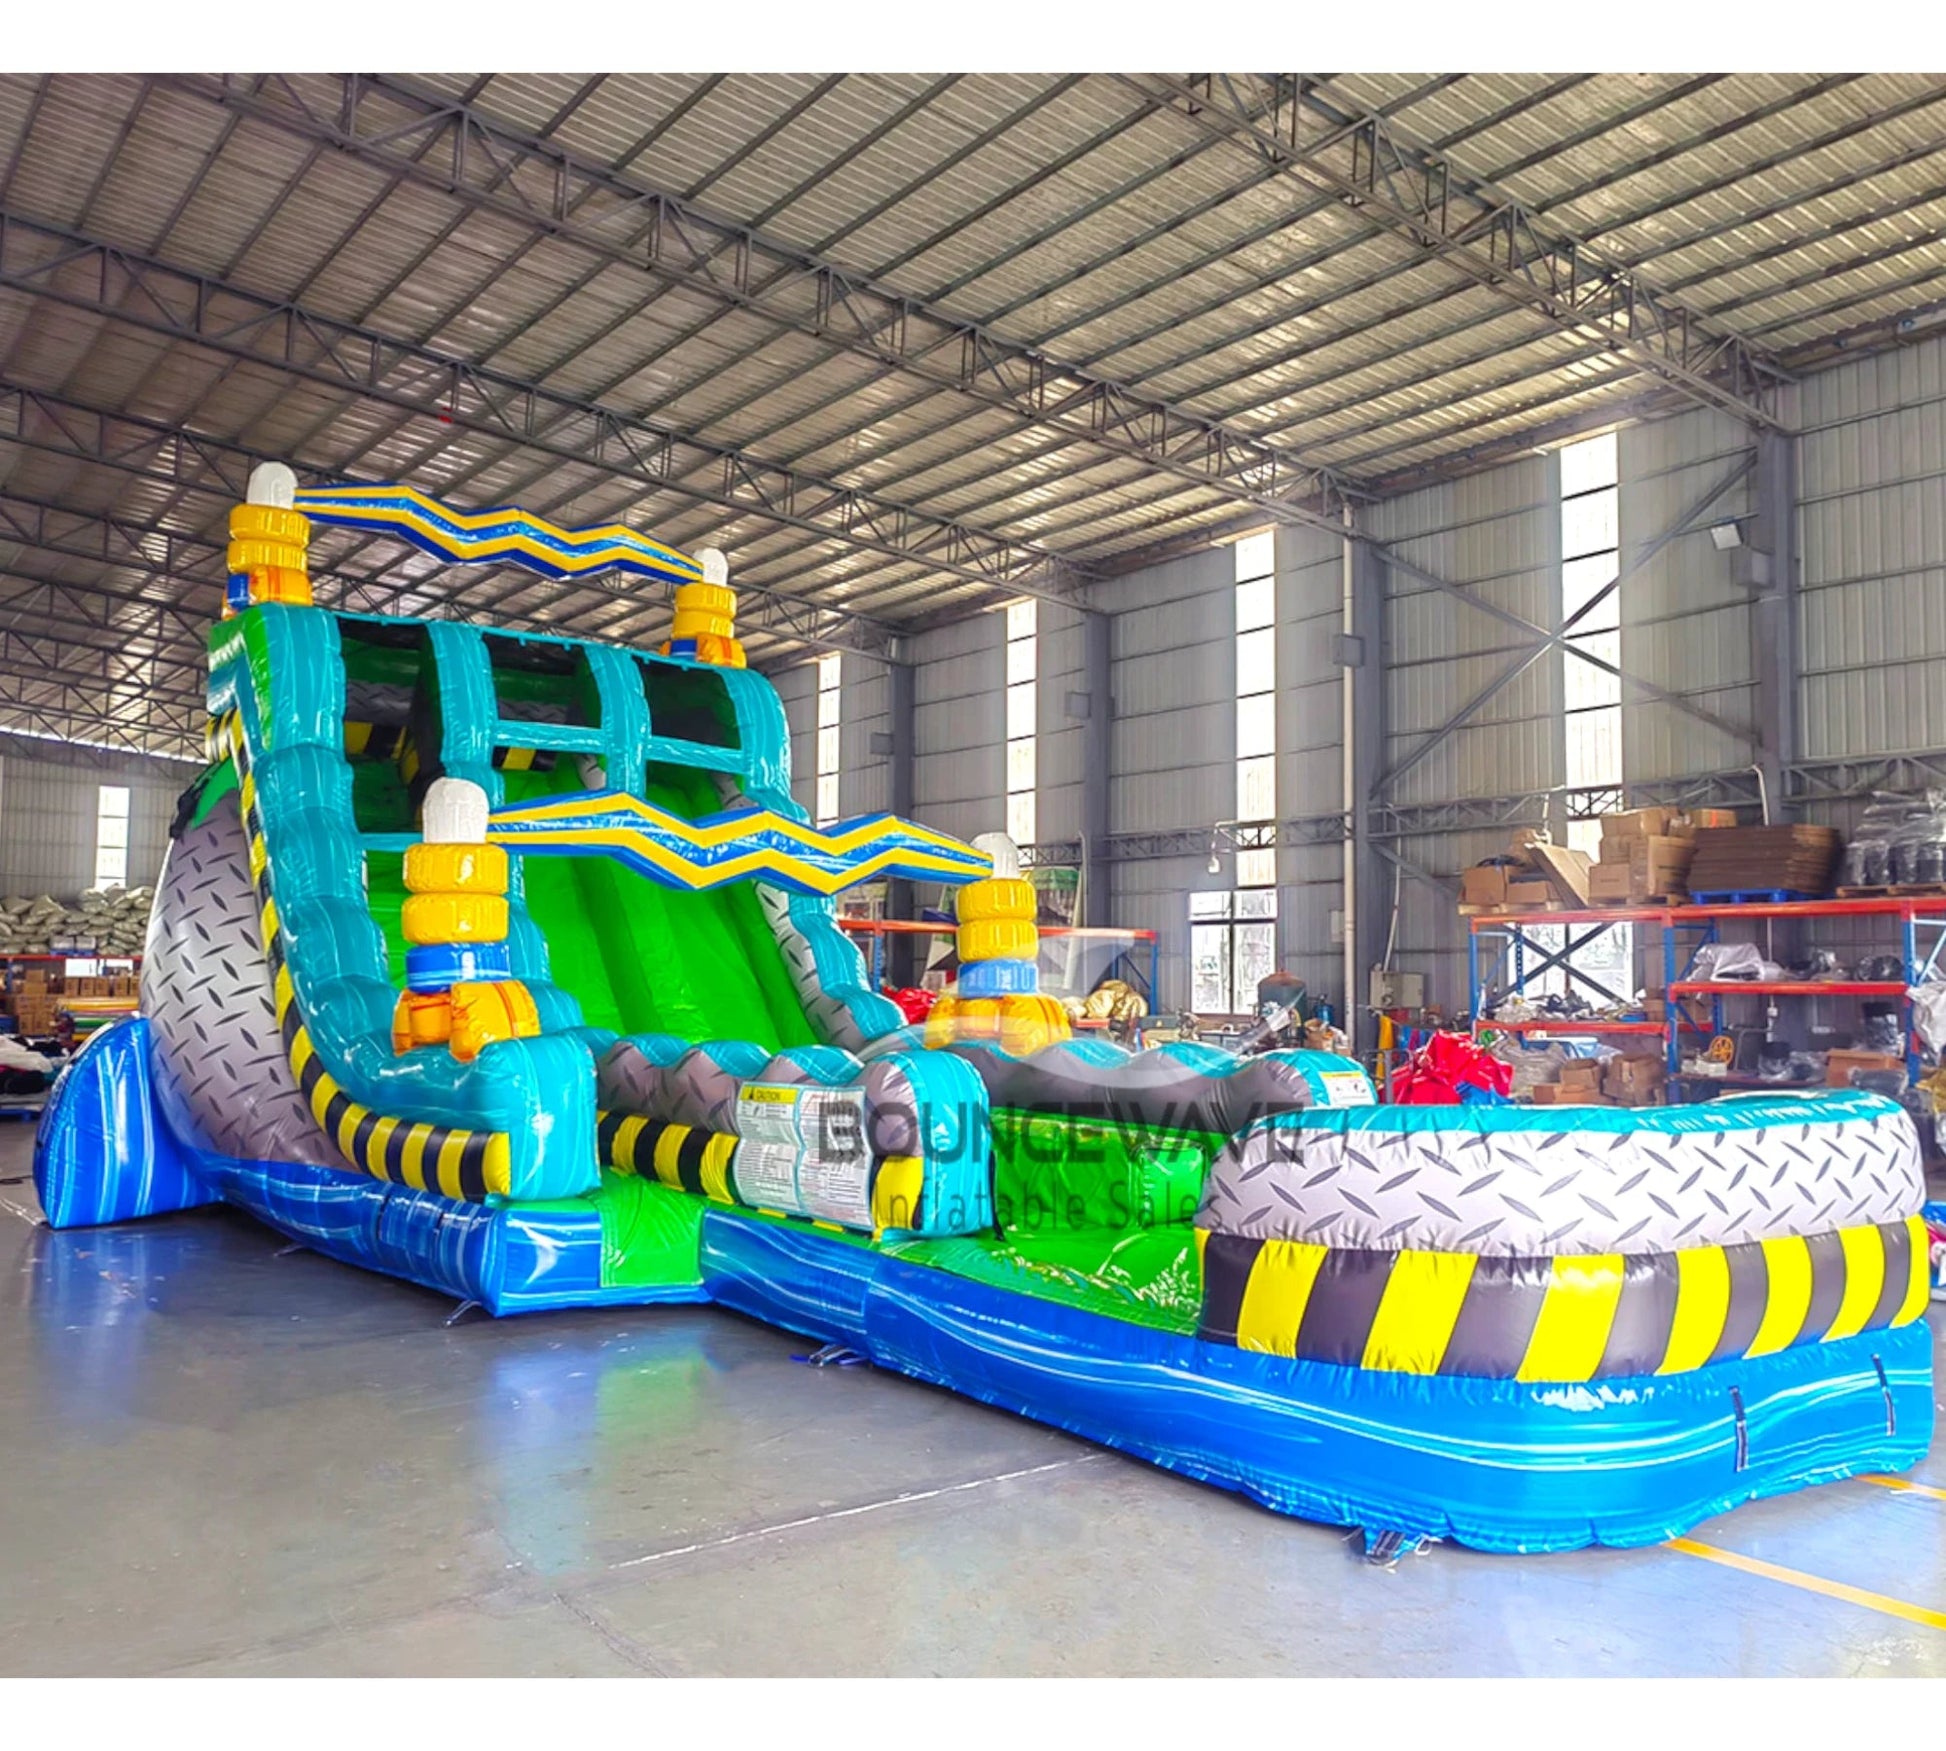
left=3, top=63, right=1946, bottom=1683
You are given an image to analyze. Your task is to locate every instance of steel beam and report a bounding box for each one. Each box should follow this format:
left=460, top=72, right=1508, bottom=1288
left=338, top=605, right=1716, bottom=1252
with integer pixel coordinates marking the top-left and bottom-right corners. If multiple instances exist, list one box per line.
left=0, top=380, right=909, bottom=661
left=1789, top=750, right=1946, bottom=800
left=0, top=211, right=1088, bottom=621
left=1747, top=425, right=1799, bottom=820
left=0, top=722, right=201, bottom=774
left=882, top=657, right=918, bottom=985
left=1134, top=74, right=1792, bottom=432
left=1080, top=609, right=1112, bottom=926
left=1026, top=811, right=1350, bottom=869
left=1347, top=524, right=1388, bottom=1049
left=161, top=74, right=1365, bottom=538
left=1367, top=769, right=1775, bottom=842
left=1373, top=449, right=1763, bottom=798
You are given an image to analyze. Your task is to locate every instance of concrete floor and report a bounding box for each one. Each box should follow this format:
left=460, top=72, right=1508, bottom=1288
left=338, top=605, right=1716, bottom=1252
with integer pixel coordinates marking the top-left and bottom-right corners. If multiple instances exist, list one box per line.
left=2, top=1125, right=1944, bottom=1677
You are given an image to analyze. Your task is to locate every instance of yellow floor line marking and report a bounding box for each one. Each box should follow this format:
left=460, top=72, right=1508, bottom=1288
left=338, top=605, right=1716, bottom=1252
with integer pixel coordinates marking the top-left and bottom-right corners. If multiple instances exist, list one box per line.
left=1862, top=1474, right=1946, bottom=1503
left=1667, top=1537, right=1946, bottom=1632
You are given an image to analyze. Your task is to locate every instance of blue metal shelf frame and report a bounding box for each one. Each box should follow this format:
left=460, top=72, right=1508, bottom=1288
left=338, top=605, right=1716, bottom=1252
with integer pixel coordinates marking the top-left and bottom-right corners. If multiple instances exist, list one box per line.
left=1470, top=899, right=1946, bottom=1088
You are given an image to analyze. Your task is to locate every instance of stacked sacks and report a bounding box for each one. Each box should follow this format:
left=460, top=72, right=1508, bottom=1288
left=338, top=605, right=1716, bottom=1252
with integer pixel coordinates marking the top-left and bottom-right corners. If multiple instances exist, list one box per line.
left=74, top=885, right=153, bottom=956
left=0, top=887, right=152, bottom=956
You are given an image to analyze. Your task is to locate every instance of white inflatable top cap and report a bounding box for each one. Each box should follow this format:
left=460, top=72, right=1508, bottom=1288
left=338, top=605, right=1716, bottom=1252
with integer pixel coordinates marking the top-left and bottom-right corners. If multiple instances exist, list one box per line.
left=698, top=547, right=729, bottom=587
left=246, top=461, right=298, bottom=509
left=972, top=832, right=1021, bottom=881
left=423, top=777, right=491, bottom=844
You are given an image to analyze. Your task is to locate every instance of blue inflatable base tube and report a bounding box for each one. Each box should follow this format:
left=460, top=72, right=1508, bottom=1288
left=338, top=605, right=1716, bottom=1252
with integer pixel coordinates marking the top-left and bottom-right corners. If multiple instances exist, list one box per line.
left=35, top=1023, right=703, bottom=1316
left=38, top=1023, right=1932, bottom=1548
left=697, top=1209, right=1934, bottom=1555
left=188, top=1152, right=708, bottom=1315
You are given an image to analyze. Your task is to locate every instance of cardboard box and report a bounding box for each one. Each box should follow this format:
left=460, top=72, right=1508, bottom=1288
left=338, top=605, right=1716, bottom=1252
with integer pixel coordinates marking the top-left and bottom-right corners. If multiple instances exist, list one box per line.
left=1603, top=1051, right=1669, bottom=1106
left=1688, top=808, right=1739, bottom=828
left=1461, top=865, right=1512, bottom=907
left=1825, top=1049, right=1905, bottom=1089
left=1557, top=1057, right=1604, bottom=1085
left=1602, top=807, right=1681, bottom=842
left=1505, top=879, right=1555, bottom=907
left=1532, top=1084, right=1615, bottom=1105
left=1629, top=835, right=1695, bottom=888
left=1588, top=862, right=1636, bottom=901
left=1631, top=833, right=1693, bottom=872
left=1527, top=841, right=1593, bottom=906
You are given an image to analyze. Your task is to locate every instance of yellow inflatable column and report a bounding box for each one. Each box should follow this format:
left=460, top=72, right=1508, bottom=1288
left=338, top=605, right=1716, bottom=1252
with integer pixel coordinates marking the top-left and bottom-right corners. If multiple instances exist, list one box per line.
left=392, top=778, right=540, bottom=1062
left=924, top=833, right=1070, bottom=1056
left=226, top=462, right=313, bottom=616
left=658, top=546, right=746, bottom=668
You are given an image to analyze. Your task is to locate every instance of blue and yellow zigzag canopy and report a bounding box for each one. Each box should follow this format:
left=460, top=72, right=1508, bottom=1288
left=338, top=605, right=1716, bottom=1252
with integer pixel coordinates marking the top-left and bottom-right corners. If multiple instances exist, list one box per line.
left=486, top=789, right=991, bottom=897
left=293, top=483, right=702, bottom=587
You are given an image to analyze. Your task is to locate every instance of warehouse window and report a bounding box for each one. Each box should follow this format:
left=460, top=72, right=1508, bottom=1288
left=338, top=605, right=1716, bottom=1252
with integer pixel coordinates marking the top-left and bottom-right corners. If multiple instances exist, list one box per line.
left=1233, top=530, right=1276, bottom=888
left=1005, top=600, right=1036, bottom=847
left=1558, top=432, right=1630, bottom=995
left=1561, top=433, right=1621, bottom=801
left=1189, top=889, right=1278, bottom=1017
left=94, top=785, right=130, bottom=888
left=815, top=652, right=841, bottom=825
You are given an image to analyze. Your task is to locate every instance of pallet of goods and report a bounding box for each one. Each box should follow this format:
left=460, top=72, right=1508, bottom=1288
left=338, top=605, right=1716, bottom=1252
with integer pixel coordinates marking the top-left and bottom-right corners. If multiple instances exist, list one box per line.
left=0, top=886, right=152, bottom=956
left=1585, top=806, right=1734, bottom=906
left=1457, top=829, right=1590, bottom=915
left=1684, top=824, right=1843, bottom=904
left=1, top=964, right=140, bottom=1039
left=1836, top=789, right=1946, bottom=895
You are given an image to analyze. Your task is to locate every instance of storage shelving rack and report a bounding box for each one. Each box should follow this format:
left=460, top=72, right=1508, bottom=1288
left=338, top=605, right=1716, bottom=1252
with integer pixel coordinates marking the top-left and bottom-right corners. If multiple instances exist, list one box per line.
left=1467, top=896, right=1946, bottom=1086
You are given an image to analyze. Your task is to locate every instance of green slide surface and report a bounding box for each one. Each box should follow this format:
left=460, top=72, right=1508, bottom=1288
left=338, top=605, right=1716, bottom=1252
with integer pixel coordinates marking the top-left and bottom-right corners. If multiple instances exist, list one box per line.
left=498, top=763, right=818, bottom=1051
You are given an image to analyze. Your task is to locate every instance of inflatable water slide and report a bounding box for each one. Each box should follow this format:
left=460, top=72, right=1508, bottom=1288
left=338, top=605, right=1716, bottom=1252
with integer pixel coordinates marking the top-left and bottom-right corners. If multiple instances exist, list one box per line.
left=35, top=466, right=1935, bottom=1553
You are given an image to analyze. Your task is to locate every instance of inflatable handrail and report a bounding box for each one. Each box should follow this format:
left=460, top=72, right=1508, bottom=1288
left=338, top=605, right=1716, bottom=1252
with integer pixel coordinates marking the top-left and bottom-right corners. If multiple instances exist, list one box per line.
left=484, top=787, right=992, bottom=897
left=595, top=1032, right=991, bottom=1235
left=294, top=483, right=702, bottom=587
left=208, top=610, right=597, bottom=1201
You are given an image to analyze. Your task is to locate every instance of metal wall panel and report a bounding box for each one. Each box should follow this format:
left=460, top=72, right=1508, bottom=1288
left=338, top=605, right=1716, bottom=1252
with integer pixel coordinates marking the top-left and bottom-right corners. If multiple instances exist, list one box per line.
left=911, top=611, right=1005, bottom=845
left=0, top=753, right=179, bottom=898
left=1097, top=544, right=1234, bottom=840
left=770, top=658, right=817, bottom=816
left=1036, top=598, right=1087, bottom=848
left=1618, top=410, right=1759, bottom=780
left=839, top=659, right=892, bottom=818
left=1387, top=824, right=1524, bottom=1023
left=1280, top=524, right=1347, bottom=826
left=1799, top=334, right=1946, bottom=760
left=1369, top=458, right=1562, bottom=810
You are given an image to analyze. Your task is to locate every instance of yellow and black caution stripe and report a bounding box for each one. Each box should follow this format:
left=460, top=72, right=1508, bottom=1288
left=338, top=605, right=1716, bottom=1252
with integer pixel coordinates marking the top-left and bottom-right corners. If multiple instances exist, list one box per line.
left=598, top=1110, right=926, bottom=1234
left=490, top=744, right=558, bottom=773
left=343, top=720, right=412, bottom=763
left=212, top=707, right=514, bottom=1203
left=1196, top=1216, right=1930, bottom=1383
left=599, top=1111, right=739, bottom=1204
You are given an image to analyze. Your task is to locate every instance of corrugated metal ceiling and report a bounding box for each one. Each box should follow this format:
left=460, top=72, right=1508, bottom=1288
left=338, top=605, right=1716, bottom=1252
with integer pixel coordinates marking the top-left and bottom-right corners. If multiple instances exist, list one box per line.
left=1, top=69, right=1945, bottom=755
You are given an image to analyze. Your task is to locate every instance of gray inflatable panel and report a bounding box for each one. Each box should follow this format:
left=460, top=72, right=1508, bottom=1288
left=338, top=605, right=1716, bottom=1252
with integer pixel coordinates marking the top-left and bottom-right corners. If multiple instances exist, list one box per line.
left=1198, top=1094, right=1925, bottom=1257
left=596, top=1037, right=927, bottom=1156
left=944, top=1040, right=1356, bottom=1135
left=142, top=789, right=340, bottom=1170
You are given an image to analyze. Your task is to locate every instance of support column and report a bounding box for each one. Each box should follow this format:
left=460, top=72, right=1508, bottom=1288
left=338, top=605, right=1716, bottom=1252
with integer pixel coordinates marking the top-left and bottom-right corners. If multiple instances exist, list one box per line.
left=1747, top=425, right=1799, bottom=823
left=884, top=658, right=918, bottom=986
left=1345, top=524, right=1389, bottom=1054
left=1081, top=609, right=1113, bottom=928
